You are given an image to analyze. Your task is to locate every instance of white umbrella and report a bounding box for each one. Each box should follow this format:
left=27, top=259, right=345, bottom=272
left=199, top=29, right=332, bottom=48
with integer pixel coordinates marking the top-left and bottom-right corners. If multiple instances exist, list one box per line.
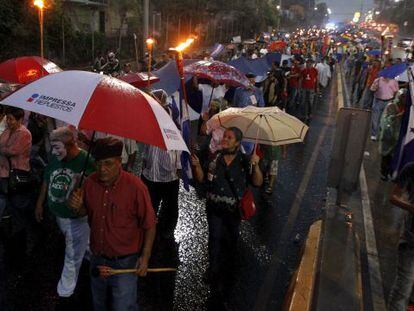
left=207, top=106, right=308, bottom=146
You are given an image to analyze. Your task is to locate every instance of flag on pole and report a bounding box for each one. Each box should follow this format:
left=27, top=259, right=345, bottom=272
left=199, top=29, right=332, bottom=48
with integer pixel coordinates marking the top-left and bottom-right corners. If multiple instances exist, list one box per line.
left=392, top=71, right=414, bottom=176
left=178, top=88, right=193, bottom=191
left=170, top=94, right=180, bottom=127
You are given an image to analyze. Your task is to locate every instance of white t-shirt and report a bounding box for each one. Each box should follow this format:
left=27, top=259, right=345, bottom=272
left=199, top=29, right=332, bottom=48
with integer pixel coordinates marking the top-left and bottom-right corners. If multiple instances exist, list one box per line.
left=315, top=62, right=331, bottom=88
left=198, top=84, right=227, bottom=113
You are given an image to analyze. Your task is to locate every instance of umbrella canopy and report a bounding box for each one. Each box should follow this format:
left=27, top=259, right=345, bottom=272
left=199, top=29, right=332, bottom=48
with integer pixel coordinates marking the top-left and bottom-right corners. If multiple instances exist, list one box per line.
left=367, top=49, right=381, bottom=56
left=118, top=72, right=160, bottom=88
left=207, top=106, right=308, bottom=146
left=1, top=70, right=188, bottom=152
left=394, top=64, right=414, bottom=82
left=379, top=63, right=410, bottom=80
left=184, top=60, right=251, bottom=88
left=0, top=56, right=62, bottom=84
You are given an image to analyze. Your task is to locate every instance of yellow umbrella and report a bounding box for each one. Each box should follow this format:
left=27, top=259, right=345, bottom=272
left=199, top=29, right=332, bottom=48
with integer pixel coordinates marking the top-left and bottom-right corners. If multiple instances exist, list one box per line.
left=206, top=106, right=309, bottom=146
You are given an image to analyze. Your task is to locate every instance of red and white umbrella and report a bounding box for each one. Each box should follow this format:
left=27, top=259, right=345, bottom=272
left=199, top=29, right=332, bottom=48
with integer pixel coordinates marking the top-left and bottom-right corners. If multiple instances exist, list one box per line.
left=1, top=70, right=188, bottom=152
left=0, top=56, right=62, bottom=84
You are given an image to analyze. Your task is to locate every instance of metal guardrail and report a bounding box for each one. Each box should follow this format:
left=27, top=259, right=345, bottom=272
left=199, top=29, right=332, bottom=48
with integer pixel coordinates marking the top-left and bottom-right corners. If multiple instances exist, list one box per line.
left=283, top=66, right=364, bottom=311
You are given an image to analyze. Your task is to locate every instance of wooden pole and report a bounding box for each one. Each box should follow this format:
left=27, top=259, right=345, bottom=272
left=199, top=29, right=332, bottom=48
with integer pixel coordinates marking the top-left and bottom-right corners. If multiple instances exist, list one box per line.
left=147, top=44, right=152, bottom=87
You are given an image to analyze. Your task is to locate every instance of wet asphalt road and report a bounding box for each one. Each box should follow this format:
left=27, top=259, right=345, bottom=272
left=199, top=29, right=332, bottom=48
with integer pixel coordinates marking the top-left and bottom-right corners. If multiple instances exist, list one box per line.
left=0, top=75, right=339, bottom=311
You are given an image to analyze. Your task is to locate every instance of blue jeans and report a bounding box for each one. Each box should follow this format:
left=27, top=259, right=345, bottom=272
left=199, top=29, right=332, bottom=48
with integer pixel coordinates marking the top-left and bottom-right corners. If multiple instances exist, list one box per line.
left=90, top=254, right=139, bottom=311
left=288, top=87, right=300, bottom=112
left=388, top=224, right=414, bottom=310
left=300, top=89, right=315, bottom=120
left=371, top=98, right=390, bottom=138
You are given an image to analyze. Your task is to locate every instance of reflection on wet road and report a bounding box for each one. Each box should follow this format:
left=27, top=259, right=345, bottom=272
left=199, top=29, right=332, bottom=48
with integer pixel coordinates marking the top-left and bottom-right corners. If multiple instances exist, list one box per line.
left=0, top=80, right=337, bottom=311
left=171, top=81, right=337, bottom=310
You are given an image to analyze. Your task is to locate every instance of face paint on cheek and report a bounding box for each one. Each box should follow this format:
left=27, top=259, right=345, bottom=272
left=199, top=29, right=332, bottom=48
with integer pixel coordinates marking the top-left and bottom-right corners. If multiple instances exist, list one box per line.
left=51, top=141, right=67, bottom=161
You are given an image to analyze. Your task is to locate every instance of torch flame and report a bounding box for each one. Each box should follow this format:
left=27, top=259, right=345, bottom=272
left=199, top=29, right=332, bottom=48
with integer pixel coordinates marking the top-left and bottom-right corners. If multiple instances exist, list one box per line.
left=146, top=38, right=155, bottom=46
left=174, top=38, right=195, bottom=52
left=34, top=0, right=44, bottom=9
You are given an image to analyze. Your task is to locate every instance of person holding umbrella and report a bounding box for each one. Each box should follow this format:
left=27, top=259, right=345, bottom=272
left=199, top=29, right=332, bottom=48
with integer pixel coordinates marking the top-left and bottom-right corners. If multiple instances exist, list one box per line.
left=35, top=126, right=95, bottom=307
left=191, top=127, right=263, bottom=310
left=68, top=137, right=156, bottom=311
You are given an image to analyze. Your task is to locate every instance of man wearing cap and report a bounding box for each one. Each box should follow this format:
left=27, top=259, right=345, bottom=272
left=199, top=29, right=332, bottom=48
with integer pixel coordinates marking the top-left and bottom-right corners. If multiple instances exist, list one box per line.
left=35, top=126, right=95, bottom=306
left=68, top=137, right=156, bottom=310
left=232, top=73, right=265, bottom=108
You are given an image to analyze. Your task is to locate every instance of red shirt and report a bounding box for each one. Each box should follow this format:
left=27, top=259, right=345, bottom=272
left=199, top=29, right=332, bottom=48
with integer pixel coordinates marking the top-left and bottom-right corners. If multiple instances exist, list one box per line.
left=301, top=67, right=318, bottom=90
left=365, top=67, right=380, bottom=88
left=289, top=65, right=302, bottom=88
left=84, top=170, right=156, bottom=258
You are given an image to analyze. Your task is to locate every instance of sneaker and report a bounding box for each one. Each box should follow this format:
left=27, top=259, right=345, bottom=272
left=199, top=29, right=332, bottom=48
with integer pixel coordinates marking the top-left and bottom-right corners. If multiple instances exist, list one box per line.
left=370, top=136, right=377, bottom=141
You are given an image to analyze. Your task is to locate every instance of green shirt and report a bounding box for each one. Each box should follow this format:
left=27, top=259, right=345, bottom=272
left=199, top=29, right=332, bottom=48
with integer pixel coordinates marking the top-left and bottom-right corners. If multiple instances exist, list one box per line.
left=44, top=150, right=95, bottom=218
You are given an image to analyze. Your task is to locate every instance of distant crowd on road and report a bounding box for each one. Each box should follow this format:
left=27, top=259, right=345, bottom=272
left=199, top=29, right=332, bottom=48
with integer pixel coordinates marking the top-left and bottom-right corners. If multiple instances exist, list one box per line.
left=340, top=29, right=414, bottom=311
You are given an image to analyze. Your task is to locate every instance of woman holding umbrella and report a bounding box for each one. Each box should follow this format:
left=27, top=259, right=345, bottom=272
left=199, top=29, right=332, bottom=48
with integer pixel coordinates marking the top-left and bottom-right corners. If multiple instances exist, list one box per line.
left=191, top=127, right=263, bottom=310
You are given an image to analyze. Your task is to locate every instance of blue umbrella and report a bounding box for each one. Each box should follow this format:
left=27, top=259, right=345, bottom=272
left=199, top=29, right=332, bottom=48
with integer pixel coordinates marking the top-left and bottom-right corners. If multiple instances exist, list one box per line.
left=379, top=63, right=410, bottom=79
left=367, top=49, right=381, bottom=56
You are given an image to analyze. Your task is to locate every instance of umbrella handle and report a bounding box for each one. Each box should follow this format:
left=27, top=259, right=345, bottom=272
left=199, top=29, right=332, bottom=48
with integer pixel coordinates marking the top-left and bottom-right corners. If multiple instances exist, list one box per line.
left=207, top=86, right=215, bottom=110
left=250, top=115, right=263, bottom=174
left=79, top=130, right=96, bottom=186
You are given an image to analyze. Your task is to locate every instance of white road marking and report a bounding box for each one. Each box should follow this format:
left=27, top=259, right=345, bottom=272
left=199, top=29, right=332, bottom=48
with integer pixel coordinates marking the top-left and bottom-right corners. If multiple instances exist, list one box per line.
left=253, top=74, right=335, bottom=311
left=359, top=164, right=387, bottom=311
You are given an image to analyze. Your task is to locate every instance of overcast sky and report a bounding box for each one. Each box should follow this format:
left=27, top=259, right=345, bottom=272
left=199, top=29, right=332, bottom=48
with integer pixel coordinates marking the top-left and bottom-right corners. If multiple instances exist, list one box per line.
left=324, top=0, right=375, bottom=23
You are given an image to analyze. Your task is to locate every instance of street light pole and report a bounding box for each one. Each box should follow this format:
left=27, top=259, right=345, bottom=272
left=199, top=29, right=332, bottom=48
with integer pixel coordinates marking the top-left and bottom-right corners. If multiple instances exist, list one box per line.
left=143, top=0, right=149, bottom=56
left=278, top=0, right=282, bottom=30
left=34, top=1, right=44, bottom=60
left=34, top=0, right=45, bottom=75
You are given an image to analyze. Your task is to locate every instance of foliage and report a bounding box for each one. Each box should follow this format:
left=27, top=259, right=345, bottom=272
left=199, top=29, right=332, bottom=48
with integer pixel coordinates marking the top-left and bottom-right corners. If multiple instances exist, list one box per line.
left=0, top=0, right=328, bottom=66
